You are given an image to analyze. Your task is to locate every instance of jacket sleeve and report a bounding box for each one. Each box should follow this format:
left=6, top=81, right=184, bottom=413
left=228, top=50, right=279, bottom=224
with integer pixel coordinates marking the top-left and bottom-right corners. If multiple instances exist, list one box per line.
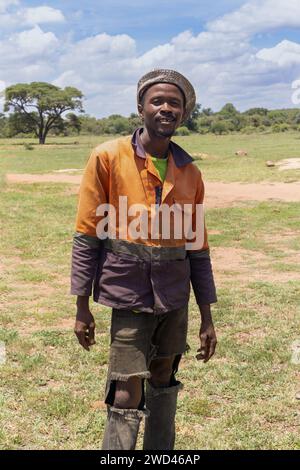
left=70, top=148, right=109, bottom=296
left=187, top=172, right=217, bottom=305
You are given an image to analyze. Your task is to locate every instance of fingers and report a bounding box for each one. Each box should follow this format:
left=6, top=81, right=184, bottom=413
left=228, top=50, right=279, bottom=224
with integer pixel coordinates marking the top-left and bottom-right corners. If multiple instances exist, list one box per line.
left=88, top=322, right=96, bottom=346
left=75, top=329, right=90, bottom=351
left=196, top=332, right=209, bottom=361
left=196, top=349, right=205, bottom=361
left=196, top=332, right=217, bottom=363
left=196, top=346, right=208, bottom=361
left=74, top=320, right=96, bottom=351
left=206, top=338, right=217, bottom=362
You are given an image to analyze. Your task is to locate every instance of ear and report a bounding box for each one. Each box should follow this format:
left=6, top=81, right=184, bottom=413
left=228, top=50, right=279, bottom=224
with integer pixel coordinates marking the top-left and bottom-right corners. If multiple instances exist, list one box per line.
left=137, top=103, right=144, bottom=119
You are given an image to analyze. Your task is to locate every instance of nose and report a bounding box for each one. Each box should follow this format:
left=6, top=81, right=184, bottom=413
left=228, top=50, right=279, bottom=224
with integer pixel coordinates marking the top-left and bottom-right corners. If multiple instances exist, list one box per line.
left=161, top=101, right=172, bottom=113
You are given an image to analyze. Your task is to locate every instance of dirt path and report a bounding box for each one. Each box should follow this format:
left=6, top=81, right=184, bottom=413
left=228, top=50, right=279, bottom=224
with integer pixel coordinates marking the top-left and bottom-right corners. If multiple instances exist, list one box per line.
left=6, top=173, right=82, bottom=184
left=204, top=181, right=300, bottom=207
left=5, top=173, right=300, bottom=207
left=211, top=246, right=300, bottom=283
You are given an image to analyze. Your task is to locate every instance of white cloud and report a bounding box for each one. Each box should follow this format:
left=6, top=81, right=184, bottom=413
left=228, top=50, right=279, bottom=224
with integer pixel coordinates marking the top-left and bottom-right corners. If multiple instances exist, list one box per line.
left=256, top=40, right=300, bottom=66
left=0, top=0, right=18, bottom=27
left=0, top=79, right=5, bottom=112
left=135, top=43, right=174, bottom=68
left=52, top=71, right=104, bottom=97
left=23, top=6, right=65, bottom=25
left=46, top=25, right=300, bottom=115
left=64, top=33, right=136, bottom=60
left=0, top=4, right=65, bottom=29
left=0, top=0, right=18, bottom=14
left=59, top=33, right=137, bottom=86
left=11, top=25, right=59, bottom=56
left=208, top=0, right=300, bottom=36
left=136, top=30, right=251, bottom=70
left=0, top=26, right=59, bottom=89
left=1, top=1, right=300, bottom=116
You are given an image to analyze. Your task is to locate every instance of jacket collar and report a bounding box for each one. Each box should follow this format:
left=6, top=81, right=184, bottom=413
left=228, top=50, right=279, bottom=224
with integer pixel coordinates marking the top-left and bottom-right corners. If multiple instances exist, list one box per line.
left=131, top=127, right=194, bottom=168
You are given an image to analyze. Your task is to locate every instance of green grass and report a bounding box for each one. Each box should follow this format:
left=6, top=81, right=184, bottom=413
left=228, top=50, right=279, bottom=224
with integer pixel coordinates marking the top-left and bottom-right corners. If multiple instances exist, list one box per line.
left=0, top=132, right=300, bottom=182
left=0, top=134, right=299, bottom=449
left=175, top=132, right=300, bottom=183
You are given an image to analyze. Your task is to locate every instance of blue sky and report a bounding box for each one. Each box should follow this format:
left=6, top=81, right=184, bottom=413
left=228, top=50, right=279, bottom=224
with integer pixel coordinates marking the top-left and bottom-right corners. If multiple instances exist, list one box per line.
left=1, top=0, right=300, bottom=116
left=0, top=1, right=248, bottom=52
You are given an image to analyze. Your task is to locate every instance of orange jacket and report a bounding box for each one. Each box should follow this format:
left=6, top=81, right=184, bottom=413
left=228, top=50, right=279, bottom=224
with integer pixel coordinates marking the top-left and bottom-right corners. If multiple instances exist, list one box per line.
left=71, top=128, right=216, bottom=314
left=75, top=128, right=209, bottom=249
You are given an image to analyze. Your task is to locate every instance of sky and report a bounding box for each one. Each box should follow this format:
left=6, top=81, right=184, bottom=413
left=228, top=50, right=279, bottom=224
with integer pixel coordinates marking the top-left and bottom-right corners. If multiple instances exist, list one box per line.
left=0, top=0, right=300, bottom=117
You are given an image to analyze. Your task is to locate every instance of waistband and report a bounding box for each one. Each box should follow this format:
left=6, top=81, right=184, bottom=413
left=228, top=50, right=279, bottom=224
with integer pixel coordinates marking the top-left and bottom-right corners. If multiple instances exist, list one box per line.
left=103, top=238, right=187, bottom=261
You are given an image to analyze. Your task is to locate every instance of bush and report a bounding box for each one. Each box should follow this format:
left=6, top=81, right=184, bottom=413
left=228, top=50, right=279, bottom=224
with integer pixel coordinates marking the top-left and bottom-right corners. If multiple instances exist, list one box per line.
left=262, top=117, right=272, bottom=127
left=241, top=126, right=257, bottom=134
left=272, top=124, right=281, bottom=133
left=175, top=126, right=190, bottom=136
left=211, top=121, right=229, bottom=135
left=24, top=143, right=34, bottom=150
left=198, top=127, right=210, bottom=135
left=272, top=123, right=289, bottom=133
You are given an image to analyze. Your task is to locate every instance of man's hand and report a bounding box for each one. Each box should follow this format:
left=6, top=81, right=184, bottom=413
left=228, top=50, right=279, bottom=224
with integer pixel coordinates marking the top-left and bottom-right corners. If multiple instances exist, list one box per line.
left=196, top=304, right=217, bottom=363
left=74, top=296, right=96, bottom=351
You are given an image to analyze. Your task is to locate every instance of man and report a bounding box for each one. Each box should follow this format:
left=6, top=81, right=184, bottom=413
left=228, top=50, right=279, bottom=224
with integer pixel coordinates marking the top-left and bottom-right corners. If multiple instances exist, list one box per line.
left=71, top=69, right=217, bottom=450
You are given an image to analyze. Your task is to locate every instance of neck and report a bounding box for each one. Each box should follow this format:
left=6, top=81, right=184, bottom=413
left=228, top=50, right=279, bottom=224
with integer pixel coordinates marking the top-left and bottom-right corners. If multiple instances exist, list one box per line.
left=140, top=127, right=171, bottom=158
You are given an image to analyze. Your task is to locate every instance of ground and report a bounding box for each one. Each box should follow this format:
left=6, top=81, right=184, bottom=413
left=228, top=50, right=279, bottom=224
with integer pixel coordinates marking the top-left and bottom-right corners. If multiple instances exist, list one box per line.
left=0, top=133, right=299, bottom=449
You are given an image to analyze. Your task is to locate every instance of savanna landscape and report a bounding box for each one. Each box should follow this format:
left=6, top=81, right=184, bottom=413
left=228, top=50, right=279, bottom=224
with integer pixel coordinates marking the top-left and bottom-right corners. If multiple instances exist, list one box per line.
left=0, top=131, right=299, bottom=449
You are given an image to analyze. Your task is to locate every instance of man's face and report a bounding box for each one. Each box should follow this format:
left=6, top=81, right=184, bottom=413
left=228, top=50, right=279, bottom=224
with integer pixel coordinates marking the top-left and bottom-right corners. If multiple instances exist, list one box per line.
left=138, top=83, right=185, bottom=138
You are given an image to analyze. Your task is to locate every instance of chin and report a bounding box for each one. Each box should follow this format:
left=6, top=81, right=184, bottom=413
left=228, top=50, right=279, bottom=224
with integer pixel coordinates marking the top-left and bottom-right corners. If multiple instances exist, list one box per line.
left=155, top=127, right=176, bottom=138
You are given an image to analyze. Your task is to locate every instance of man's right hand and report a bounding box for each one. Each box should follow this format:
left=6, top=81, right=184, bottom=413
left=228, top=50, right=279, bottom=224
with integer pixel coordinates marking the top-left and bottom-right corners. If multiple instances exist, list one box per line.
left=74, top=296, right=96, bottom=351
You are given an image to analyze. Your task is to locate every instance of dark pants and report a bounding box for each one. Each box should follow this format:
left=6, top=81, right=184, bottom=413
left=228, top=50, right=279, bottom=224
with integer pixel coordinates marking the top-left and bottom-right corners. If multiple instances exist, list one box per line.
left=105, top=305, right=188, bottom=405
left=102, top=305, right=188, bottom=450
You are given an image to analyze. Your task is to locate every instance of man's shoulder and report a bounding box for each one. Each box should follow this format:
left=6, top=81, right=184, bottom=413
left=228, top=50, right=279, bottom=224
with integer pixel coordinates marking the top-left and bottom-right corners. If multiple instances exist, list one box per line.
left=92, top=135, right=132, bottom=158
left=171, top=141, right=203, bottom=180
left=183, top=161, right=203, bottom=188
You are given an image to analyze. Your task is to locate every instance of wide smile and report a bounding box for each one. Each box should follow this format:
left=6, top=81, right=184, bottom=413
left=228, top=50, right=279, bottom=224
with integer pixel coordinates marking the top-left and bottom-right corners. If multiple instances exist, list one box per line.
left=157, top=117, right=176, bottom=125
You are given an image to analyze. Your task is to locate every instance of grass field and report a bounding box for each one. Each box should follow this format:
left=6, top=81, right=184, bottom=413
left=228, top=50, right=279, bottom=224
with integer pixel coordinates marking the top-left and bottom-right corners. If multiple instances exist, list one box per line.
left=0, top=132, right=299, bottom=449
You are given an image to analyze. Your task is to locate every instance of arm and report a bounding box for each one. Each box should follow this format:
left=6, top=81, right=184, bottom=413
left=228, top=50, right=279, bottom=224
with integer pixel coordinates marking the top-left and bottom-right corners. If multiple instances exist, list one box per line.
left=71, top=147, right=109, bottom=350
left=197, top=304, right=217, bottom=363
left=72, top=232, right=102, bottom=351
left=187, top=172, right=217, bottom=362
left=74, top=295, right=95, bottom=351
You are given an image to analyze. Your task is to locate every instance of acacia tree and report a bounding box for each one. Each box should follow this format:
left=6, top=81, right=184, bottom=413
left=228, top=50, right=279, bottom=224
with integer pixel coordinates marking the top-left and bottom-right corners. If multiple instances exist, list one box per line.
left=4, top=82, right=84, bottom=144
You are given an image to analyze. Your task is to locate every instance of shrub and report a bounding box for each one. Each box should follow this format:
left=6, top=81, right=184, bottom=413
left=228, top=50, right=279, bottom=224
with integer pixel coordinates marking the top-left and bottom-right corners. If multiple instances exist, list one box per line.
left=272, top=124, right=281, bottom=133
left=272, top=123, right=289, bottom=133
left=241, top=126, right=257, bottom=134
left=211, top=121, right=229, bottom=135
left=198, top=127, right=210, bottom=135
left=24, top=143, right=34, bottom=150
left=175, top=126, right=190, bottom=136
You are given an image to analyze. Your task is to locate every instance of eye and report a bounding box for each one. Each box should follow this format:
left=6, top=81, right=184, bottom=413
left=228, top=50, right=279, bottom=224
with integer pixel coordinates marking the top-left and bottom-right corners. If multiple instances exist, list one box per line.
left=151, top=98, right=162, bottom=105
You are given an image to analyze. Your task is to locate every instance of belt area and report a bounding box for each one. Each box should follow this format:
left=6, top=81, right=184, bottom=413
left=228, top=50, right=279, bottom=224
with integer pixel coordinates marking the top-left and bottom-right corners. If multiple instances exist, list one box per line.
left=103, top=238, right=187, bottom=261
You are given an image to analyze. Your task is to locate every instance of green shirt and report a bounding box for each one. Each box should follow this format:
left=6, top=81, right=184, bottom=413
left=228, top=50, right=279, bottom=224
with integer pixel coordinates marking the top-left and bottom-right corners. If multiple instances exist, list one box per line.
left=132, top=155, right=168, bottom=313
left=150, top=155, right=168, bottom=182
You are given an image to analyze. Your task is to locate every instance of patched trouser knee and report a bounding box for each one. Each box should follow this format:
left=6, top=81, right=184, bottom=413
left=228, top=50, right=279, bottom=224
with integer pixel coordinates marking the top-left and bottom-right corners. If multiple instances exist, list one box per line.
left=143, top=380, right=183, bottom=450
left=102, top=406, right=148, bottom=450
left=143, top=354, right=183, bottom=450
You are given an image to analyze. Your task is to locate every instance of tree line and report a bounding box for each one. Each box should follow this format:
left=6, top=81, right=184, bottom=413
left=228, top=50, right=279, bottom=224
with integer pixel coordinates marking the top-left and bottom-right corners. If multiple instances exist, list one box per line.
left=0, top=82, right=299, bottom=144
